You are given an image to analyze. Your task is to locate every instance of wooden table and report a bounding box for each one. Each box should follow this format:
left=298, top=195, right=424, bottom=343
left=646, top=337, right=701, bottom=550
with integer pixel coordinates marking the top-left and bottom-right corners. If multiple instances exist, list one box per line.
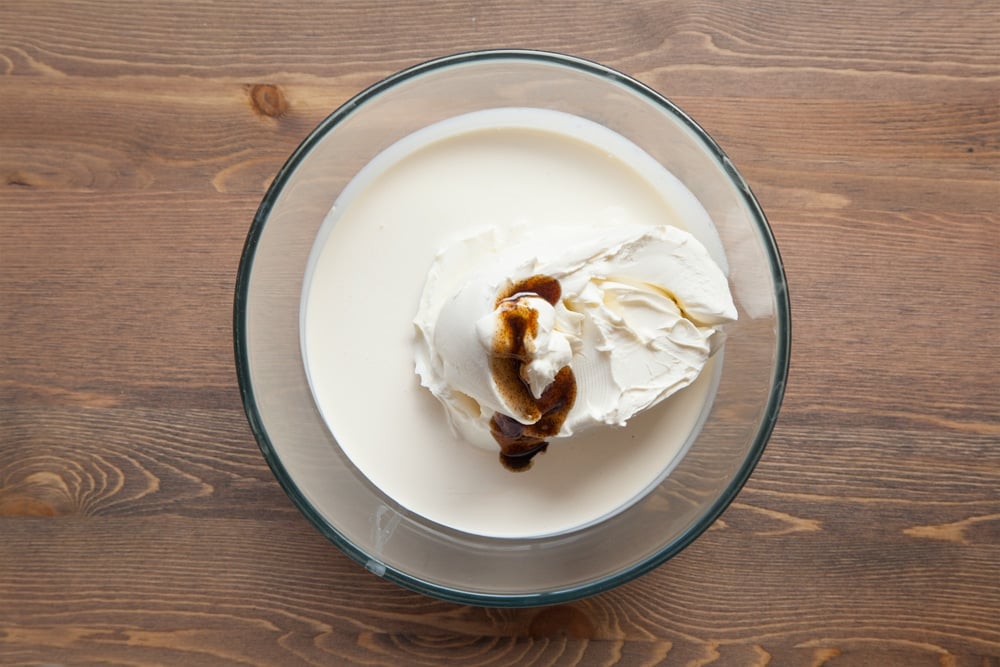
left=2, top=2, right=997, bottom=664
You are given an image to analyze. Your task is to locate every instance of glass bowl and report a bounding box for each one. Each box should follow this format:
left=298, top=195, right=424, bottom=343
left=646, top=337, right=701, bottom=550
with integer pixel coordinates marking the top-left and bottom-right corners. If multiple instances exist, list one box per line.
left=235, top=50, right=790, bottom=606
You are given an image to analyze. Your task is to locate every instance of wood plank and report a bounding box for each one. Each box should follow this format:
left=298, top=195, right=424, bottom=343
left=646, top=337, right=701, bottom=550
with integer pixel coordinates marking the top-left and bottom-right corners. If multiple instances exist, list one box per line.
left=0, top=0, right=996, bottom=84
left=0, top=508, right=997, bottom=664
left=1, top=77, right=995, bottom=194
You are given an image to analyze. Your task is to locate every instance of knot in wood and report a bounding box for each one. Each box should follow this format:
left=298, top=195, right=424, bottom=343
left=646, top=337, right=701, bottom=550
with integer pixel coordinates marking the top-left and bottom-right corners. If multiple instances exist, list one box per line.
left=248, top=83, right=289, bottom=118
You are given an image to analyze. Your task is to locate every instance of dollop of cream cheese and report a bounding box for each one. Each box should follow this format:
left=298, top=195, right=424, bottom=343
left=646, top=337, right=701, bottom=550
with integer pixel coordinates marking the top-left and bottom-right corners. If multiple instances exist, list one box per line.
left=414, top=224, right=737, bottom=451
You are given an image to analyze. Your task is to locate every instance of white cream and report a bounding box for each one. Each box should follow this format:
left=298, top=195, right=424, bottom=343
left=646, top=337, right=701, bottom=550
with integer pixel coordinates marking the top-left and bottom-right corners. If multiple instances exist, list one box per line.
left=415, top=223, right=736, bottom=452
left=302, top=108, right=734, bottom=538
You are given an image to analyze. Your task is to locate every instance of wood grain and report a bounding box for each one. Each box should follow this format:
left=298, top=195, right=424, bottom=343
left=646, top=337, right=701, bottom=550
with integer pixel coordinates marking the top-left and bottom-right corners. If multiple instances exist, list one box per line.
left=2, top=0, right=999, bottom=665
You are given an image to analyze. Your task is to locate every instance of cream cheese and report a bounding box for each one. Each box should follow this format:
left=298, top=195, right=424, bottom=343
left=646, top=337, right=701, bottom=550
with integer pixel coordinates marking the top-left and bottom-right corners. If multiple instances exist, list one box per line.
left=415, top=223, right=736, bottom=455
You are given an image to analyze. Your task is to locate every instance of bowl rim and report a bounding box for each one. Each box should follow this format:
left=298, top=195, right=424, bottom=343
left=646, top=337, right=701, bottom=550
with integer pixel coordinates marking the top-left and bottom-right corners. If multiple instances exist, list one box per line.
left=234, top=48, right=791, bottom=607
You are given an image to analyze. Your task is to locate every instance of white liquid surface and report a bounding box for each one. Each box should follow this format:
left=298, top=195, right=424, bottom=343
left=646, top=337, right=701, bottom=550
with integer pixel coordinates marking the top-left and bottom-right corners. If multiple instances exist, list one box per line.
left=302, top=109, right=726, bottom=538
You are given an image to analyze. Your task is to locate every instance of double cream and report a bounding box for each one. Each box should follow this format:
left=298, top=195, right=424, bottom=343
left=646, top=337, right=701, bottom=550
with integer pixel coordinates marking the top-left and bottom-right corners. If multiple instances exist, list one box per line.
left=305, top=107, right=736, bottom=535
left=415, top=223, right=737, bottom=467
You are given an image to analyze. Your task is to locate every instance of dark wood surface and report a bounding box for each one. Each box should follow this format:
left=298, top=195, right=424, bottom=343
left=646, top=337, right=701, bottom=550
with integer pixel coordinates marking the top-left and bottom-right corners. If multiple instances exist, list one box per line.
left=2, top=1, right=998, bottom=665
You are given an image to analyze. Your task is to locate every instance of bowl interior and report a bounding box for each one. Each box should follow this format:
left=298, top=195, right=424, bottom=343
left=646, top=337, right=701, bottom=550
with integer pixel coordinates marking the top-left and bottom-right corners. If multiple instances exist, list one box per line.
left=236, top=50, right=789, bottom=606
